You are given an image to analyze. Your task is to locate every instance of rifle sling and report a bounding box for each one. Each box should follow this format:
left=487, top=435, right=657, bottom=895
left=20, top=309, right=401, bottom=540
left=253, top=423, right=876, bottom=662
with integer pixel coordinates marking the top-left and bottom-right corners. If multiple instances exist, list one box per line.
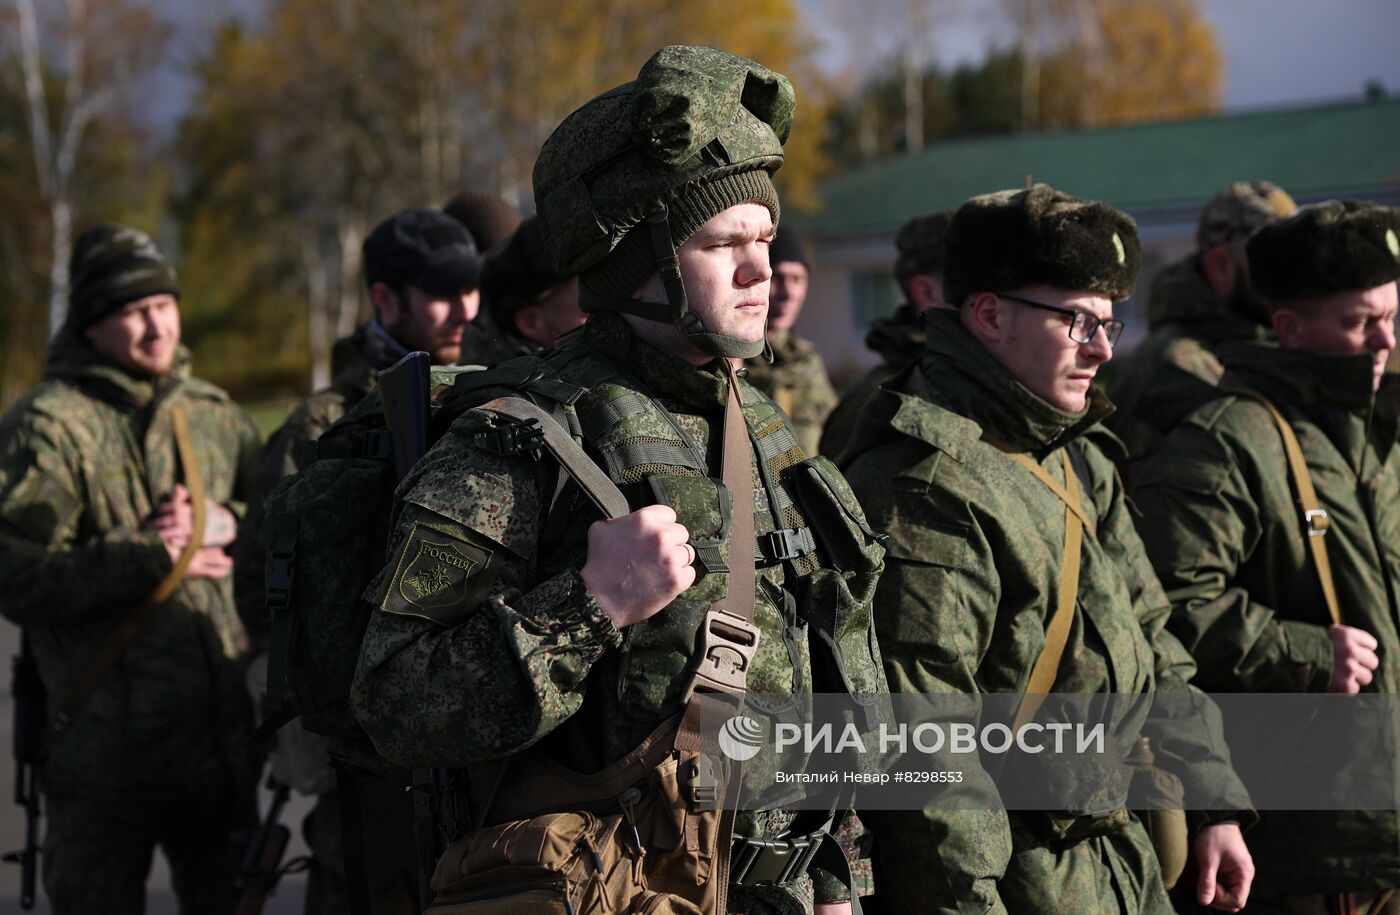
left=983, top=444, right=1088, bottom=733
left=1228, top=390, right=1343, bottom=626
left=53, top=404, right=207, bottom=734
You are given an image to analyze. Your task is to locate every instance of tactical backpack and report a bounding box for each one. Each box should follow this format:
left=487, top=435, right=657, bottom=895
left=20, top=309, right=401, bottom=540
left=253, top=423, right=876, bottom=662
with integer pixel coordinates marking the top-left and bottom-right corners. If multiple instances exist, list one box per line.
left=257, top=360, right=629, bottom=755
left=257, top=363, right=479, bottom=750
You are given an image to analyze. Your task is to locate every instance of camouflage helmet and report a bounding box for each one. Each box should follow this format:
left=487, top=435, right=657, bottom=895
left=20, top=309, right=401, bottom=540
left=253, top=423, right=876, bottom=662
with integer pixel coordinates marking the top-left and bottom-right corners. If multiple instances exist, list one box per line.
left=533, top=45, right=792, bottom=358
left=1196, top=181, right=1297, bottom=251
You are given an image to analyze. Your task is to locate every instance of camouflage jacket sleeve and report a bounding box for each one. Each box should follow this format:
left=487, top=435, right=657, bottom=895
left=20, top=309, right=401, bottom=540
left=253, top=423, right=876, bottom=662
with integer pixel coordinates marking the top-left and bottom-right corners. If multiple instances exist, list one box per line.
left=0, top=413, right=171, bottom=626
left=350, top=411, right=623, bottom=769
left=856, top=442, right=1012, bottom=915
left=1133, top=417, right=1335, bottom=694
left=1081, top=439, right=1255, bottom=825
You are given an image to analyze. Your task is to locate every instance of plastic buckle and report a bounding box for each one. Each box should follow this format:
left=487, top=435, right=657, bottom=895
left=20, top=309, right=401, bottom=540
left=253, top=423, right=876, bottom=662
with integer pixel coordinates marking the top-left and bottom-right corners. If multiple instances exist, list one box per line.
left=757, top=528, right=813, bottom=564
left=682, top=610, right=761, bottom=702
left=682, top=754, right=720, bottom=811
left=475, top=419, right=544, bottom=459
left=1305, top=508, right=1330, bottom=538
left=730, top=834, right=820, bottom=886
left=266, top=556, right=294, bottom=612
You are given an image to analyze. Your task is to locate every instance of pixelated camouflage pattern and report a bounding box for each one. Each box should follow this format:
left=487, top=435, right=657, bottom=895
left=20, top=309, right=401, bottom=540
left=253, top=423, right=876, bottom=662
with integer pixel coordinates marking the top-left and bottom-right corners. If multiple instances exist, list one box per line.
left=1103, top=257, right=1272, bottom=462
left=744, top=329, right=837, bottom=457
left=352, top=312, right=885, bottom=908
left=819, top=304, right=926, bottom=460
left=533, top=46, right=791, bottom=277
left=0, top=327, right=262, bottom=801
left=1134, top=342, right=1400, bottom=897
left=839, top=309, right=1250, bottom=914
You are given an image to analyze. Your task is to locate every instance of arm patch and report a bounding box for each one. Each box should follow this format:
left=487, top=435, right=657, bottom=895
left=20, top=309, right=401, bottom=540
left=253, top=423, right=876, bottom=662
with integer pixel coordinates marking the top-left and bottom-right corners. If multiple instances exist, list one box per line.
left=381, top=520, right=499, bottom=625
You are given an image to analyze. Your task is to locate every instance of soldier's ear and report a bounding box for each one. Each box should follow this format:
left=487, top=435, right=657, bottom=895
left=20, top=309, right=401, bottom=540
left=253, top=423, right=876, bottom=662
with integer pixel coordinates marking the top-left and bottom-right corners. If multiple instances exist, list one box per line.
left=965, top=291, right=1009, bottom=344
left=1271, top=306, right=1304, bottom=349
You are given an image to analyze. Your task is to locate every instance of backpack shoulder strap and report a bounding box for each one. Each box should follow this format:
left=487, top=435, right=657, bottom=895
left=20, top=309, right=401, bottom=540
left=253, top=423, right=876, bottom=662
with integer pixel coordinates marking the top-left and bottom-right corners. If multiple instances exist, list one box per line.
left=477, top=397, right=628, bottom=521
left=1226, top=389, right=1342, bottom=626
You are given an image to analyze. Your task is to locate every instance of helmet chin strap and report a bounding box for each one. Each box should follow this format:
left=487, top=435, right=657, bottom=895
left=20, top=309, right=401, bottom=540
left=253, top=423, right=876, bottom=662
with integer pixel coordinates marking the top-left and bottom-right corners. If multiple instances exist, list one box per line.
left=578, top=205, right=770, bottom=361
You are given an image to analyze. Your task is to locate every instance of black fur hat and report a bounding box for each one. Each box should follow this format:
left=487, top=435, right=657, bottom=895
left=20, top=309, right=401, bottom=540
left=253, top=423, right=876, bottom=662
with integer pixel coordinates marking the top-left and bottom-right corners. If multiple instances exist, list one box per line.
left=943, top=184, right=1140, bottom=307
left=1246, top=200, right=1400, bottom=302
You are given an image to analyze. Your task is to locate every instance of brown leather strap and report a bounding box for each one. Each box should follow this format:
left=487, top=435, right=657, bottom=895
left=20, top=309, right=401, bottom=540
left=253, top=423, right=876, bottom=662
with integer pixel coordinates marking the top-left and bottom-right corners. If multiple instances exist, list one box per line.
left=1006, top=449, right=1085, bottom=732
left=1229, top=390, right=1343, bottom=626
left=477, top=397, right=629, bottom=520
left=677, top=361, right=760, bottom=753
left=53, top=404, right=207, bottom=733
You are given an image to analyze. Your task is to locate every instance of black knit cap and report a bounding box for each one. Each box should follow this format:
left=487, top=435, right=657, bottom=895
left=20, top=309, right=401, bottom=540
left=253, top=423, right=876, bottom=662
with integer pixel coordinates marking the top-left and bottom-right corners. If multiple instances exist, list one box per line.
left=443, top=189, right=522, bottom=252
left=769, top=226, right=808, bottom=269
left=1247, top=199, right=1400, bottom=302
left=943, top=184, right=1140, bottom=306
left=363, top=208, right=481, bottom=297
left=67, top=224, right=179, bottom=329
left=479, top=216, right=569, bottom=324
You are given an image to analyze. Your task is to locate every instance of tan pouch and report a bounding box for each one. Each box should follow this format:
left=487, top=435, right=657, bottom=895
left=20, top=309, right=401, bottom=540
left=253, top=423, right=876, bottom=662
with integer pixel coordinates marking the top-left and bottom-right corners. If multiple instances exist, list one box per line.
left=430, top=718, right=726, bottom=914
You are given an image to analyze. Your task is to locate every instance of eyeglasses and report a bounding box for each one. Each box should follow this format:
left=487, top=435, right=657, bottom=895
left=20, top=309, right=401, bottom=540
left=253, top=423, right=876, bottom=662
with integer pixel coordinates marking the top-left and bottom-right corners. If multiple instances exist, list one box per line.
left=1000, top=294, right=1125, bottom=348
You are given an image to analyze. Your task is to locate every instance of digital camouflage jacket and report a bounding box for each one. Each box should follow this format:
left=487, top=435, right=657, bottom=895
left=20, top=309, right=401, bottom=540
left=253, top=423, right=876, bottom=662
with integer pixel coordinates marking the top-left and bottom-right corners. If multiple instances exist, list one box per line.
left=351, top=312, right=887, bottom=910
left=0, top=329, right=261, bottom=800
left=820, top=304, right=926, bottom=460
left=1134, top=342, right=1400, bottom=897
left=744, top=328, right=838, bottom=457
left=1104, top=257, right=1272, bottom=463
left=840, top=310, right=1251, bottom=915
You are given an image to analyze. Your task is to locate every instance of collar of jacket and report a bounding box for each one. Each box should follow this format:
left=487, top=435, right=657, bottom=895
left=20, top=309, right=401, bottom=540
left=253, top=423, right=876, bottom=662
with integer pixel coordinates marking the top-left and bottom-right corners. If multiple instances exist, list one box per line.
left=865, top=303, right=926, bottom=369
left=1219, top=340, right=1399, bottom=472
left=918, top=308, right=1113, bottom=455
left=766, top=327, right=802, bottom=364
left=44, top=324, right=190, bottom=410
left=1146, top=255, right=1273, bottom=345
left=580, top=311, right=732, bottom=410
left=327, top=323, right=391, bottom=401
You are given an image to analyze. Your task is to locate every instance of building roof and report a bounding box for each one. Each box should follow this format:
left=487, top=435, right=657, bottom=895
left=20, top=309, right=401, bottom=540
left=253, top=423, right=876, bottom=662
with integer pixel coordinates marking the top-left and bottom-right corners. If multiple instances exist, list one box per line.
left=796, top=97, right=1400, bottom=238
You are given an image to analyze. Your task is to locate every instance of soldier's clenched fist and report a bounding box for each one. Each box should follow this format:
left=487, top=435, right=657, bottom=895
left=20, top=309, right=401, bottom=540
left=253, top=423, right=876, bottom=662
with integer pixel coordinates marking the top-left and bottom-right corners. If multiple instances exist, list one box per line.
left=580, top=504, right=697, bottom=628
left=1328, top=624, right=1380, bottom=694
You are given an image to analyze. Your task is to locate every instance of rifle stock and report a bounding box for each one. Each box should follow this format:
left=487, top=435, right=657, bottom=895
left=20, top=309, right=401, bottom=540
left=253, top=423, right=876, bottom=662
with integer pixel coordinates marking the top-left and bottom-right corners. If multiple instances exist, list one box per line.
left=5, top=628, right=44, bottom=910
left=233, top=777, right=302, bottom=915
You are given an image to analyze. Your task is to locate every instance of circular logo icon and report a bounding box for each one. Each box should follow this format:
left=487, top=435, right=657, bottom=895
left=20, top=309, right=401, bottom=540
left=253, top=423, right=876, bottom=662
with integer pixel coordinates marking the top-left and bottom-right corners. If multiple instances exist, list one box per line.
left=718, top=715, right=765, bottom=762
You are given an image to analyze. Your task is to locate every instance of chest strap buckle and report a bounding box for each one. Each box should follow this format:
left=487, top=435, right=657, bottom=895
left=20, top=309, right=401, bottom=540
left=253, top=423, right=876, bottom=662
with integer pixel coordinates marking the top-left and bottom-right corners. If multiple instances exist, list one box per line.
left=682, top=609, right=761, bottom=703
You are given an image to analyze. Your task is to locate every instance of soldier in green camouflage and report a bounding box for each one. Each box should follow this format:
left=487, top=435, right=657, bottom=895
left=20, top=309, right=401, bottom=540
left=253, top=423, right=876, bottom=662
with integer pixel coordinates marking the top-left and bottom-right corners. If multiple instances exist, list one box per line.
left=820, top=209, right=953, bottom=459
left=456, top=215, right=585, bottom=367
left=1134, top=201, right=1400, bottom=913
left=351, top=46, right=887, bottom=914
left=743, top=228, right=838, bottom=456
left=839, top=186, right=1256, bottom=914
left=236, top=206, right=481, bottom=915
left=1104, top=182, right=1297, bottom=468
left=0, top=224, right=263, bottom=914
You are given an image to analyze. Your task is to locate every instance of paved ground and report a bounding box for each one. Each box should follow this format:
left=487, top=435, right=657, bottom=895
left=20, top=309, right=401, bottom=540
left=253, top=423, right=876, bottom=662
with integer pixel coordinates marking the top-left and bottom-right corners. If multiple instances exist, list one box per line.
left=0, top=622, right=313, bottom=915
